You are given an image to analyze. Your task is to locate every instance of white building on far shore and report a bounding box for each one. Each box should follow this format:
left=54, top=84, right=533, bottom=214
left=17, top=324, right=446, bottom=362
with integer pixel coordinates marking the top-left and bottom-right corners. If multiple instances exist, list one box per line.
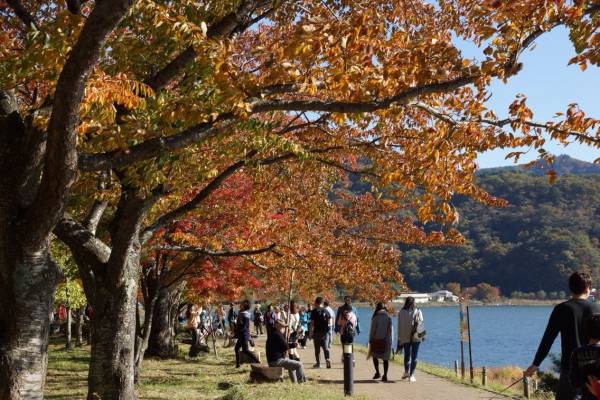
left=431, top=290, right=459, bottom=303
left=392, top=293, right=431, bottom=304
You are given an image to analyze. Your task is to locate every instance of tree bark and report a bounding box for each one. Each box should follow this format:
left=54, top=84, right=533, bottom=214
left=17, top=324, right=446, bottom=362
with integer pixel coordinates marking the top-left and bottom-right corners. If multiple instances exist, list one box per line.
left=0, top=249, right=62, bottom=400
left=66, top=306, right=72, bottom=349
left=145, top=287, right=175, bottom=359
left=56, top=187, right=162, bottom=399
left=76, top=306, right=84, bottom=346
left=0, top=0, right=138, bottom=397
left=87, top=258, right=138, bottom=400
left=133, top=281, right=158, bottom=381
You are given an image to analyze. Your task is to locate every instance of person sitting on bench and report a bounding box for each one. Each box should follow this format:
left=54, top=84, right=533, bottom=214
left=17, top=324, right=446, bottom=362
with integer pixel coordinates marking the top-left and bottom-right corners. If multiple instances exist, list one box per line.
left=266, top=319, right=306, bottom=383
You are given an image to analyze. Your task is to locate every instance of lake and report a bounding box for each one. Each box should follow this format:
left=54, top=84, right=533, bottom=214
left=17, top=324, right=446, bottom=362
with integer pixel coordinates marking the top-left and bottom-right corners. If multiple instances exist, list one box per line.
left=351, top=305, right=560, bottom=371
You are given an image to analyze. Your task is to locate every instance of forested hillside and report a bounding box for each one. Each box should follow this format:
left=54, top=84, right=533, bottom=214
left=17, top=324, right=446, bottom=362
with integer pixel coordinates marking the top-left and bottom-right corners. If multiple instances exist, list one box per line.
left=399, top=157, right=600, bottom=294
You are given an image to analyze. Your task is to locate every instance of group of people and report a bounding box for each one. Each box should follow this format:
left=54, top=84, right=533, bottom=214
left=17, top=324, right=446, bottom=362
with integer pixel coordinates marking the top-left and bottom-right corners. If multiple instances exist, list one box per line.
left=185, top=270, right=600, bottom=399
left=366, top=297, right=425, bottom=383
left=225, top=294, right=425, bottom=386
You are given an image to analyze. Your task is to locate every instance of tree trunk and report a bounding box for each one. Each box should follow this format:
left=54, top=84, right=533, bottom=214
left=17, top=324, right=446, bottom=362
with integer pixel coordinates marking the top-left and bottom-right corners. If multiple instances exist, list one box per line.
left=87, top=258, right=138, bottom=400
left=134, top=285, right=158, bottom=382
left=0, top=252, right=62, bottom=400
left=76, top=306, right=84, bottom=346
left=66, top=306, right=72, bottom=349
left=145, top=287, right=175, bottom=359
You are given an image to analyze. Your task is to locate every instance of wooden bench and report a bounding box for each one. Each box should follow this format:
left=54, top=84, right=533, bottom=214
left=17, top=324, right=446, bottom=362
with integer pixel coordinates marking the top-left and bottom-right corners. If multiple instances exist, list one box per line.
left=249, top=364, right=284, bottom=382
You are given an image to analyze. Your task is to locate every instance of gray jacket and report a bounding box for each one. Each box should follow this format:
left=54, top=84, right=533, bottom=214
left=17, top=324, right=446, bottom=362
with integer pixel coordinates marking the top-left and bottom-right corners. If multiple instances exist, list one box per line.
left=397, top=308, right=423, bottom=345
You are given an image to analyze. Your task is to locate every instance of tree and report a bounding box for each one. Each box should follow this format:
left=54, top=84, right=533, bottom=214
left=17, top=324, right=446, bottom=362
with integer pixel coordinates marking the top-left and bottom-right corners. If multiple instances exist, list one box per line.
left=447, top=282, right=462, bottom=296
left=475, top=282, right=502, bottom=303
left=0, top=1, right=137, bottom=398
left=3, top=1, right=600, bottom=399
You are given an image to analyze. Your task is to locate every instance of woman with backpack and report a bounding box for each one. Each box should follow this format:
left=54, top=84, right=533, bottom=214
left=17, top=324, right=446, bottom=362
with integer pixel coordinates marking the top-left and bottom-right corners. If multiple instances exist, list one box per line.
left=368, top=302, right=393, bottom=382
left=397, top=296, right=424, bottom=382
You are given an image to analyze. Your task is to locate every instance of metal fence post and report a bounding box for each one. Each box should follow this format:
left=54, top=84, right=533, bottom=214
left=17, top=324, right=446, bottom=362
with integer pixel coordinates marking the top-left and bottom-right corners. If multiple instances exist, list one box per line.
left=523, top=372, right=530, bottom=399
left=482, top=367, right=487, bottom=386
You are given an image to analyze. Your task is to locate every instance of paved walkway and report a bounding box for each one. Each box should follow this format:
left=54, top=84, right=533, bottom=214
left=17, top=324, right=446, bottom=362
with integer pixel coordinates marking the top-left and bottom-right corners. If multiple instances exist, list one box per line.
left=254, top=335, right=506, bottom=400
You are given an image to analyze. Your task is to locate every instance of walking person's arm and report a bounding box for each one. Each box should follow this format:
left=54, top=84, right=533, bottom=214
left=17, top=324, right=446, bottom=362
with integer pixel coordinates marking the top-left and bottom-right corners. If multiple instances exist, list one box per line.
left=525, top=307, right=560, bottom=376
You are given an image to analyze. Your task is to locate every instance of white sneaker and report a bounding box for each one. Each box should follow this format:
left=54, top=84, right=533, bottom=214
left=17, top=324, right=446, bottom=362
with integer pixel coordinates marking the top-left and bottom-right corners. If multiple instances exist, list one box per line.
left=409, top=375, right=416, bottom=382
left=402, top=373, right=410, bottom=379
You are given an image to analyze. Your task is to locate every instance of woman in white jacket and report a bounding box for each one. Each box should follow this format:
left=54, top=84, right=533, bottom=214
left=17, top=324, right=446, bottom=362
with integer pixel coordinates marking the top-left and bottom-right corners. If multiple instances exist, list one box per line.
left=287, top=302, right=301, bottom=361
left=397, top=296, right=424, bottom=382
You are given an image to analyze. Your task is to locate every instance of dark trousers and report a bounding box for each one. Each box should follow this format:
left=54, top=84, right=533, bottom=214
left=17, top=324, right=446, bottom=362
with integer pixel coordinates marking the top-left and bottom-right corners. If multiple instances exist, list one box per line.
left=188, top=328, right=198, bottom=356
left=234, top=338, right=258, bottom=367
left=403, top=342, right=420, bottom=375
left=254, top=322, right=263, bottom=335
left=313, top=332, right=330, bottom=364
left=373, top=358, right=389, bottom=376
left=556, top=369, right=575, bottom=400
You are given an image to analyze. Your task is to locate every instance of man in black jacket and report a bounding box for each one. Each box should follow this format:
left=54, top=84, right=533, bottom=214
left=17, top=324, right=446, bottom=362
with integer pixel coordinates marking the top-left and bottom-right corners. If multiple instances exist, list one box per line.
left=234, top=300, right=259, bottom=368
left=266, top=319, right=305, bottom=383
left=570, top=314, right=600, bottom=400
left=525, top=271, right=600, bottom=400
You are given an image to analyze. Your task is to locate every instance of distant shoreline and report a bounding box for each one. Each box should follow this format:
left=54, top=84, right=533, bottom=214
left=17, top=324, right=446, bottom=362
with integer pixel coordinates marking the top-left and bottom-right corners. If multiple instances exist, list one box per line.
left=350, top=299, right=562, bottom=309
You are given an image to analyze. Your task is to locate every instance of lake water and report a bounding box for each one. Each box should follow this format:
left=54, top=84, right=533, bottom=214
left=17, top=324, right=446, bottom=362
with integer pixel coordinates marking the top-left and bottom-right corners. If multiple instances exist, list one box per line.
left=352, top=305, right=560, bottom=371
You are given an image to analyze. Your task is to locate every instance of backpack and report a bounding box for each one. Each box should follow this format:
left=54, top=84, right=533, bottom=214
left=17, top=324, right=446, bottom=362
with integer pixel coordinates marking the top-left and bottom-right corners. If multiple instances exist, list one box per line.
left=312, top=308, right=330, bottom=334
left=411, top=309, right=426, bottom=342
left=340, top=318, right=356, bottom=344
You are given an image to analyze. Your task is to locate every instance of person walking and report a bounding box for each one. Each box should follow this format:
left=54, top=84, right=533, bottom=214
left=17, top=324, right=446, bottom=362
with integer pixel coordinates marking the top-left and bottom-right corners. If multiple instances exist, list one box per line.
left=265, top=304, right=277, bottom=337
left=397, top=296, right=424, bottom=382
left=227, top=303, right=238, bottom=336
left=266, top=319, right=306, bottom=383
left=234, top=300, right=259, bottom=368
left=288, top=302, right=301, bottom=361
left=525, top=271, right=600, bottom=400
left=369, top=302, right=393, bottom=382
left=253, top=304, right=264, bottom=336
left=324, top=300, right=336, bottom=348
left=298, top=306, right=309, bottom=349
left=216, top=305, right=226, bottom=333
left=335, top=296, right=353, bottom=333
left=570, top=314, right=600, bottom=400
left=309, top=296, right=332, bottom=368
left=186, top=304, right=201, bottom=357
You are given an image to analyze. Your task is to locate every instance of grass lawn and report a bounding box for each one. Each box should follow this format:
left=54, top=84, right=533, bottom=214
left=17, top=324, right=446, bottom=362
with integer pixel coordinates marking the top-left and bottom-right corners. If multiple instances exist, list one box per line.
left=45, top=337, right=350, bottom=400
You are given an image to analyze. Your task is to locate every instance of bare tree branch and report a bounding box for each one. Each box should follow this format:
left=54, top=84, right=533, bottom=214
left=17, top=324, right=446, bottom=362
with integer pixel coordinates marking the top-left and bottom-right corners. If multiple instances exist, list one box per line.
left=80, top=75, right=476, bottom=172
left=157, top=243, right=277, bottom=258
left=139, top=150, right=257, bottom=244
left=6, top=0, right=38, bottom=29
left=23, top=0, right=136, bottom=250
left=145, top=0, right=274, bottom=92
left=411, top=101, right=600, bottom=145
left=79, top=113, right=235, bottom=171
left=83, top=200, right=109, bottom=234
left=251, top=75, right=477, bottom=114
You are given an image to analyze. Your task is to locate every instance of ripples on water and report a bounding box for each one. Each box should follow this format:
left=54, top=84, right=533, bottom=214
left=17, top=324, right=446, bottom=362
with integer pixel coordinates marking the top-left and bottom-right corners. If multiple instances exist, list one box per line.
left=352, top=305, right=560, bottom=370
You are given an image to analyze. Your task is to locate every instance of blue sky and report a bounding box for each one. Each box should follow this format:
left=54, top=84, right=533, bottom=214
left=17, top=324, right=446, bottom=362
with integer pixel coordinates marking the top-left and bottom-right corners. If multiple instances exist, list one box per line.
left=460, top=27, right=600, bottom=168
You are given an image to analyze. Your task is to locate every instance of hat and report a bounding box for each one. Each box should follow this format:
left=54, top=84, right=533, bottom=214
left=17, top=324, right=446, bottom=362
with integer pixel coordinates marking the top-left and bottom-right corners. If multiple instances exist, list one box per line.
left=274, top=319, right=288, bottom=328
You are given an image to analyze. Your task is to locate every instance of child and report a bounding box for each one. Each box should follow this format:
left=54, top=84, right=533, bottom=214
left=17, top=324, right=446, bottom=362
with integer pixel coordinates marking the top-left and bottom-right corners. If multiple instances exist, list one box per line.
left=570, top=314, right=600, bottom=400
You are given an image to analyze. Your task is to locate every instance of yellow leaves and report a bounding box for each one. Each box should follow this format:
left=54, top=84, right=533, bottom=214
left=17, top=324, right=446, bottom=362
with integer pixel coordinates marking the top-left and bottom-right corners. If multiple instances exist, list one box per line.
left=82, top=71, right=154, bottom=124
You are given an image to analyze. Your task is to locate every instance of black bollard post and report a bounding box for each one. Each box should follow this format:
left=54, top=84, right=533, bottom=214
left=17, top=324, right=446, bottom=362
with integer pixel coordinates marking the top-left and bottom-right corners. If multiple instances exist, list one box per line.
left=343, top=343, right=354, bottom=396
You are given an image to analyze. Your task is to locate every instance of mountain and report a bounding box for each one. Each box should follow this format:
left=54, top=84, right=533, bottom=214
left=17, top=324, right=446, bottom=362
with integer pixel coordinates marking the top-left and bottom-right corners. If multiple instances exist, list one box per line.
left=398, top=158, right=600, bottom=295
left=479, top=154, right=600, bottom=176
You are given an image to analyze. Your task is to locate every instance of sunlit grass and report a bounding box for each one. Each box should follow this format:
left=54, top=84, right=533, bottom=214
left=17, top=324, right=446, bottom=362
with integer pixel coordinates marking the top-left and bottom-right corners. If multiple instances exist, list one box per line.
left=45, top=337, right=353, bottom=400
